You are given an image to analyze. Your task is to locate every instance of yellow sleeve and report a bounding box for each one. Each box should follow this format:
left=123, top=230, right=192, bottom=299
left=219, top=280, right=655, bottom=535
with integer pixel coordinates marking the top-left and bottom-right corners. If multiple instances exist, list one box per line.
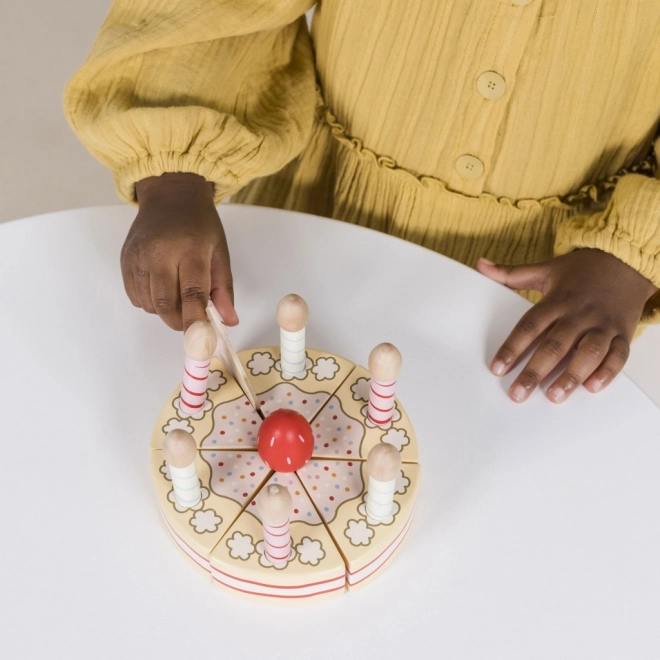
left=63, top=0, right=317, bottom=204
left=554, top=137, right=660, bottom=322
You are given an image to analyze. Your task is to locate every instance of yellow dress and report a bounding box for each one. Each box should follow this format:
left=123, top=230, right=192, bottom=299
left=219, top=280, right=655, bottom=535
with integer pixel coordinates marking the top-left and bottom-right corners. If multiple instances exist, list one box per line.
left=64, top=0, right=660, bottom=319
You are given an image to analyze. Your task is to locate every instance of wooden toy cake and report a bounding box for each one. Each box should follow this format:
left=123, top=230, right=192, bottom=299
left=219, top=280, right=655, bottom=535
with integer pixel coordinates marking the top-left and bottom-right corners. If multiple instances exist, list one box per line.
left=150, top=295, right=421, bottom=600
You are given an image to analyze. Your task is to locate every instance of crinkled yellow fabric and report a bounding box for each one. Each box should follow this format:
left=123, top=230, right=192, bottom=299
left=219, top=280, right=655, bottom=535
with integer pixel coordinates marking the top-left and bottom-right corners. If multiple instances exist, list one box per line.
left=64, top=1, right=660, bottom=319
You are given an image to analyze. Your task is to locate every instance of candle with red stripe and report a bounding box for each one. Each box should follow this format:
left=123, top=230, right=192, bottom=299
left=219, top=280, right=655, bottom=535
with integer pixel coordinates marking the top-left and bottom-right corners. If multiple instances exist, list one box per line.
left=163, top=429, right=201, bottom=509
left=366, top=443, right=402, bottom=523
left=257, top=484, right=293, bottom=568
left=367, top=343, right=403, bottom=426
left=179, top=320, right=217, bottom=416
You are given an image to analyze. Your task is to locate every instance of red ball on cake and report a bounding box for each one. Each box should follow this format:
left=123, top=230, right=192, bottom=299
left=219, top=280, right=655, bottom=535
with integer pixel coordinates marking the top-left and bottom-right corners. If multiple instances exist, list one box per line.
left=257, top=408, right=314, bottom=472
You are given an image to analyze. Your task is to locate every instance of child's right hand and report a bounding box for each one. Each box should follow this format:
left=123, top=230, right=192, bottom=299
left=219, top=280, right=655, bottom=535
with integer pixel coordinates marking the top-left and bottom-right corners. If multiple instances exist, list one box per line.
left=121, top=172, right=239, bottom=332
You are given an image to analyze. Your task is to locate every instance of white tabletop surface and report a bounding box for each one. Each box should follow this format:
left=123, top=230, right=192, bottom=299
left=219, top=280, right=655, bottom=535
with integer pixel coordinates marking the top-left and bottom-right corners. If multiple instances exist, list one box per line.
left=1, top=204, right=659, bottom=660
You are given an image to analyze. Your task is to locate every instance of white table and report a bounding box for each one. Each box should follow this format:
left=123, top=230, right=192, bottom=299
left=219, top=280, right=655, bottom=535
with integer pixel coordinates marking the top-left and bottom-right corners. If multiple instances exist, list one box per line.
left=1, top=205, right=659, bottom=660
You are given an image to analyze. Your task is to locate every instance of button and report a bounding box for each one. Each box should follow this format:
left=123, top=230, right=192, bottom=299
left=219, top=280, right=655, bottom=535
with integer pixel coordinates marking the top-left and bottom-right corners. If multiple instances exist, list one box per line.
left=455, top=154, right=484, bottom=180
left=477, top=71, right=506, bottom=100
left=511, top=0, right=534, bottom=5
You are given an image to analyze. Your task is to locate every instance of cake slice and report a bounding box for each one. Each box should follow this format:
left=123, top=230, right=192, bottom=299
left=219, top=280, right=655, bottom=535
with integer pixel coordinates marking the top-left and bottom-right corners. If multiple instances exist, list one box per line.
left=151, top=449, right=270, bottom=574
left=237, top=346, right=355, bottom=421
left=308, top=365, right=419, bottom=462
left=298, top=458, right=421, bottom=588
left=150, top=357, right=256, bottom=449
left=210, top=471, right=346, bottom=599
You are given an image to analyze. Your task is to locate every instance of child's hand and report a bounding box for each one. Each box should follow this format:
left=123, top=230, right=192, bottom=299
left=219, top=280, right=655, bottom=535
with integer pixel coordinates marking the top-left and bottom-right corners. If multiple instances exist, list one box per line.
left=477, top=249, right=657, bottom=403
left=121, top=173, right=238, bottom=332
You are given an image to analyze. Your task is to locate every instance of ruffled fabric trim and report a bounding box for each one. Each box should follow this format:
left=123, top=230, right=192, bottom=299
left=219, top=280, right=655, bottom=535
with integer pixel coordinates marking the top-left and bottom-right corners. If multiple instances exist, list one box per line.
left=315, top=86, right=658, bottom=212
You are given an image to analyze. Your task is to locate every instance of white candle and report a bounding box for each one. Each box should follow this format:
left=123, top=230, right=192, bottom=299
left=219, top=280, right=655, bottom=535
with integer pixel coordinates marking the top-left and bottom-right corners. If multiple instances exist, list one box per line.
left=366, top=443, right=402, bottom=523
left=276, top=294, right=309, bottom=378
left=163, top=429, right=200, bottom=508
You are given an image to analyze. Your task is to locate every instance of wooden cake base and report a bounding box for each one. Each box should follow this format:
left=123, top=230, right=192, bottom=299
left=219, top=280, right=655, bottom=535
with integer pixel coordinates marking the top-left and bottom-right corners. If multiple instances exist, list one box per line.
left=151, top=347, right=421, bottom=600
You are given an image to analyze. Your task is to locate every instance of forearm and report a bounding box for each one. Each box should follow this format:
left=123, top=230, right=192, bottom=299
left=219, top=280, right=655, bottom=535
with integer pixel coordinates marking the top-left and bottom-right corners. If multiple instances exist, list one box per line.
left=64, top=0, right=318, bottom=204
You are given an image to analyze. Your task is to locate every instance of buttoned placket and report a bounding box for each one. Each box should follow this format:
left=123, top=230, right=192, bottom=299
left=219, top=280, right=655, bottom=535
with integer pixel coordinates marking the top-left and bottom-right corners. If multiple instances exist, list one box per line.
left=449, top=0, right=543, bottom=195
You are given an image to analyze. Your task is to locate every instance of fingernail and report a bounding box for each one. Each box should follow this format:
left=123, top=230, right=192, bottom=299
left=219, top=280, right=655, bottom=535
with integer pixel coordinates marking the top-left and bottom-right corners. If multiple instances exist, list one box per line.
left=590, top=378, right=603, bottom=392
left=510, top=384, right=528, bottom=403
left=548, top=387, right=566, bottom=403
left=491, top=360, right=506, bottom=376
left=479, top=258, right=495, bottom=266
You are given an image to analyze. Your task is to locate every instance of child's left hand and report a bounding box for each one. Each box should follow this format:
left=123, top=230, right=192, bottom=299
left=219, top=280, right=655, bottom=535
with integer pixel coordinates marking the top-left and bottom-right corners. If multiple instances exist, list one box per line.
left=477, top=249, right=658, bottom=403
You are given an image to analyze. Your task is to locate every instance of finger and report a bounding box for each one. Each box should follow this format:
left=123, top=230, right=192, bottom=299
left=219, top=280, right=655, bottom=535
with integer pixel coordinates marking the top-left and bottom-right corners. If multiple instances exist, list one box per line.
left=179, top=258, right=211, bottom=332
left=150, top=267, right=182, bottom=330
left=134, top=268, right=156, bottom=314
left=490, top=302, right=557, bottom=376
left=120, top=249, right=141, bottom=307
left=123, top=269, right=140, bottom=308
left=583, top=336, right=630, bottom=394
left=477, top=258, right=548, bottom=291
left=210, top=248, right=239, bottom=327
left=546, top=330, right=612, bottom=403
left=508, top=323, right=579, bottom=403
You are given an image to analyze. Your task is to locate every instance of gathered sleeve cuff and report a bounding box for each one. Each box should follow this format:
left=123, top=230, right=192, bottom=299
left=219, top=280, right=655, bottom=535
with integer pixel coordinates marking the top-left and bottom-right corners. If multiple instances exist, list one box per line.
left=64, top=0, right=317, bottom=204
left=555, top=140, right=660, bottom=322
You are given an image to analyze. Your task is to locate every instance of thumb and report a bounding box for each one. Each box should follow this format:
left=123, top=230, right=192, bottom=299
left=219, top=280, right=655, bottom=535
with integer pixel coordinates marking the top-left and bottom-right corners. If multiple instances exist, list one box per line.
left=210, top=250, right=239, bottom=327
left=476, top=257, right=548, bottom=292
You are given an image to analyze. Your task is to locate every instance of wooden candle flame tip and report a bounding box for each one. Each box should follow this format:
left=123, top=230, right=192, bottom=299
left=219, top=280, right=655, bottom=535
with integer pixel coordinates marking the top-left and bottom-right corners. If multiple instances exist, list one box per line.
left=276, top=294, right=309, bottom=332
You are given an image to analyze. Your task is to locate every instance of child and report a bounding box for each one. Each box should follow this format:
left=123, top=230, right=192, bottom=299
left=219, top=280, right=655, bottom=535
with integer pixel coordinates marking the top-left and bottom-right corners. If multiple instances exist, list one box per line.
left=64, top=0, right=660, bottom=404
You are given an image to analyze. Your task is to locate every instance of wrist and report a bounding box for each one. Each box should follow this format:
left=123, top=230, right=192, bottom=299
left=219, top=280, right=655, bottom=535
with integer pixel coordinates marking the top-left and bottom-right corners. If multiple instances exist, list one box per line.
left=135, top=172, right=214, bottom=206
left=588, top=247, right=660, bottom=298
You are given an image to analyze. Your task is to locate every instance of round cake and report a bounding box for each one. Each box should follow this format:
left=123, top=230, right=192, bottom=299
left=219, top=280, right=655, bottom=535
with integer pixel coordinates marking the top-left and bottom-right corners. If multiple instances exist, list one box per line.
left=150, top=301, right=421, bottom=600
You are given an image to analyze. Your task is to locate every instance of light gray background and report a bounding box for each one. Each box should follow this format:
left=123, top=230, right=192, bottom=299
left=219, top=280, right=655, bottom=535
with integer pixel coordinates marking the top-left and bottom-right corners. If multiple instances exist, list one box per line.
left=2, top=1, right=658, bottom=405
